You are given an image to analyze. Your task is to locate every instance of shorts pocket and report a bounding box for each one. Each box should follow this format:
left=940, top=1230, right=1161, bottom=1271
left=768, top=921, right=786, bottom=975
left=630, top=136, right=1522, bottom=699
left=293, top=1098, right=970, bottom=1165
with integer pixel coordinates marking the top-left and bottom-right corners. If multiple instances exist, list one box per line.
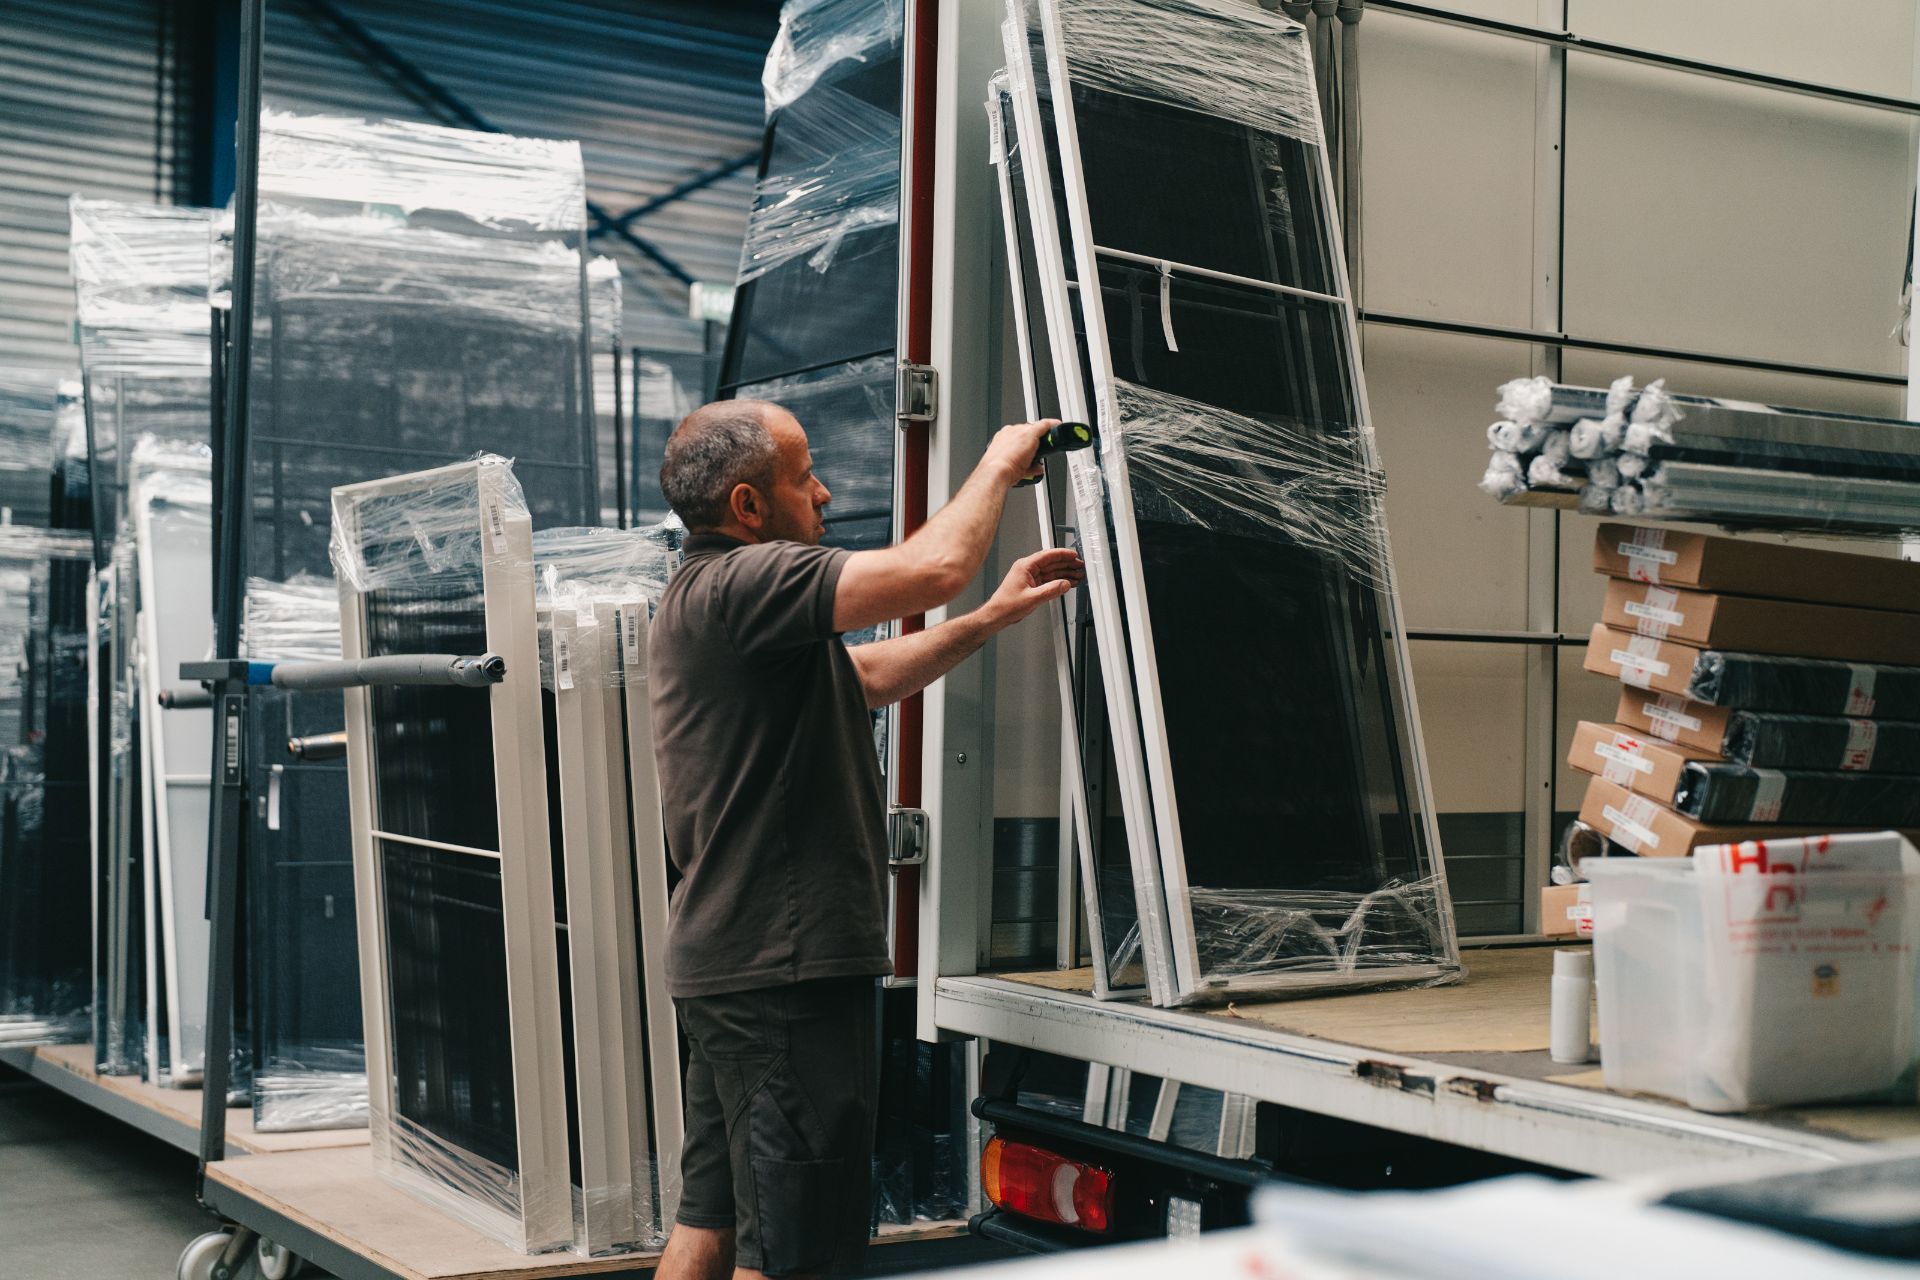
left=748, top=1155, right=844, bottom=1277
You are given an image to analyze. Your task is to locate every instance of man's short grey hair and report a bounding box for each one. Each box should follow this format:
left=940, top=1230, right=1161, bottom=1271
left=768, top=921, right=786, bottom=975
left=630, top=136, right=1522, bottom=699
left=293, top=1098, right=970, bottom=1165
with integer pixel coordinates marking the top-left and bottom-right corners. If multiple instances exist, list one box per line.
left=660, top=400, right=781, bottom=532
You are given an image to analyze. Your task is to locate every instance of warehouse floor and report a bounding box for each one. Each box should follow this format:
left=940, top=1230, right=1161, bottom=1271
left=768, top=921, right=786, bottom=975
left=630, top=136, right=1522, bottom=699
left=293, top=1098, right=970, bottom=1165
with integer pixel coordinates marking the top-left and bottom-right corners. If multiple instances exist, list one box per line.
left=0, top=1064, right=224, bottom=1279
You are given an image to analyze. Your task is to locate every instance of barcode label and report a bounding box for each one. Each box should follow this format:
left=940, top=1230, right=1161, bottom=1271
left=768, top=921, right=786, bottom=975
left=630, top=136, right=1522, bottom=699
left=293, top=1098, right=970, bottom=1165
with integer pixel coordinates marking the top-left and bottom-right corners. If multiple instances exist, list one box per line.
left=1603, top=797, right=1661, bottom=852
left=1846, top=664, right=1877, bottom=716
left=485, top=500, right=508, bottom=554
left=1621, top=529, right=1675, bottom=584
left=1747, top=769, right=1787, bottom=823
left=1612, top=644, right=1670, bottom=687
left=986, top=101, right=1004, bottom=164
left=1643, top=697, right=1700, bottom=736
left=1597, top=735, right=1654, bottom=782
left=1842, top=718, right=1878, bottom=771
left=555, top=627, right=574, bottom=690
left=1624, top=587, right=1682, bottom=633
left=623, top=606, right=643, bottom=672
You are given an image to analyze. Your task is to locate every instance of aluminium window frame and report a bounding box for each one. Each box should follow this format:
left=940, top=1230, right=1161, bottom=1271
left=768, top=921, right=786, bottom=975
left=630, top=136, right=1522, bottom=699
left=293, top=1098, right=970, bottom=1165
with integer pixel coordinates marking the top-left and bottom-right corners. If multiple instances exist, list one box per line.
left=1018, top=0, right=1456, bottom=1004
left=130, top=468, right=213, bottom=1084
left=335, top=459, right=574, bottom=1254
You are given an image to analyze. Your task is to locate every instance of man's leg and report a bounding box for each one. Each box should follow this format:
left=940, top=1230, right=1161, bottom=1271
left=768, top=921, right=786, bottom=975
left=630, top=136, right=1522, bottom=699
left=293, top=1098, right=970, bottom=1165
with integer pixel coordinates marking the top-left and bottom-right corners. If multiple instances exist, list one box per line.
left=665, top=1002, right=741, bottom=1280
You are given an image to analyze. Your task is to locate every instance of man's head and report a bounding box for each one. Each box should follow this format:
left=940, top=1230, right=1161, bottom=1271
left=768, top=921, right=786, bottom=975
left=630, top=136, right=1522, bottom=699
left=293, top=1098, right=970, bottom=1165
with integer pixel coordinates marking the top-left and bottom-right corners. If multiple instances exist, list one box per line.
left=660, top=399, right=831, bottom=545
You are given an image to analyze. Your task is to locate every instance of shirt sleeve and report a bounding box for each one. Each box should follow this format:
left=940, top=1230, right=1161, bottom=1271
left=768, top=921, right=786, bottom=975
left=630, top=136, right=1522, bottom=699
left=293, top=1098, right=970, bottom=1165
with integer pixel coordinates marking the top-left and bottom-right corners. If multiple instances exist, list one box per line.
left=715, top=541, right=851, bottom=657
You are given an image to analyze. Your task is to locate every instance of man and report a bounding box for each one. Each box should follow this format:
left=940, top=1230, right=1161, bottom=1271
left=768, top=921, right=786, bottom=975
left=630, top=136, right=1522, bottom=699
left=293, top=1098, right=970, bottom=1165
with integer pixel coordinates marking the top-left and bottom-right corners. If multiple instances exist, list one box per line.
left=650, top=399, right=1083, bottom=1280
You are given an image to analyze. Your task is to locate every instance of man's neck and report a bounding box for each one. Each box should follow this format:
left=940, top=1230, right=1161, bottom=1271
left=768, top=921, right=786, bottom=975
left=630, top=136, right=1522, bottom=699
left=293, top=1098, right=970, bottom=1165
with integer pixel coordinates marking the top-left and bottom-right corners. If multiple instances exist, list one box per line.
left=699, top=521, right=760, bottom=545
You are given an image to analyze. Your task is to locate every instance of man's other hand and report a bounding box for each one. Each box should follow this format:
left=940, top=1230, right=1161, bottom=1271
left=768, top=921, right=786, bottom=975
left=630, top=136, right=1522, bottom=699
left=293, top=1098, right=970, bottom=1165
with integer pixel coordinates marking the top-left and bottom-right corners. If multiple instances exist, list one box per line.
left=984, top=547, right=1086, bottom=627
left=985, top=419, right=1061, bottom=487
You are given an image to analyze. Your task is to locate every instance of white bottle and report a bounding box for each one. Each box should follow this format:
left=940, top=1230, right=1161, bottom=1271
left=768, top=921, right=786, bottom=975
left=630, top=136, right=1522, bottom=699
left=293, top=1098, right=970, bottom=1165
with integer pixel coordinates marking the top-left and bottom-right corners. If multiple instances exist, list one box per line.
left=1550, top=947, right=1595, bottom=1066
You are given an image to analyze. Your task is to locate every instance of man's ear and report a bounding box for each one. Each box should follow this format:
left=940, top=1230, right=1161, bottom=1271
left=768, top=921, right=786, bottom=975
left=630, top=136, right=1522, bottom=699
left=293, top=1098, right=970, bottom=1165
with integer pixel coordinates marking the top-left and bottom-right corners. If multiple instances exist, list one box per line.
left=729, top=481, right=762, bottom=530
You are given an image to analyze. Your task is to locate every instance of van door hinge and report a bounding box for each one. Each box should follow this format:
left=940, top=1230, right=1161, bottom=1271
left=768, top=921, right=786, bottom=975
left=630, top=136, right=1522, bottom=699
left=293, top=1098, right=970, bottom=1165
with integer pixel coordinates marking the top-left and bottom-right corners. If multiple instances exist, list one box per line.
left=896, top=362, right=938, bottom=427
left=887, top=806, right=928, bottom=868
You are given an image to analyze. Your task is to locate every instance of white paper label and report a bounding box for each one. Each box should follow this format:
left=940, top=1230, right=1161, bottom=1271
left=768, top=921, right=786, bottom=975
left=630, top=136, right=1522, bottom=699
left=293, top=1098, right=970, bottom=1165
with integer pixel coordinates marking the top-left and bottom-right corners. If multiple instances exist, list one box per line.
left=986, top=101, right=1004, bottom=164
left=1842, top=718, right=1878, bottom=772
left=1603, top=794, right=1662, bottom=853
left=1613, top=636, right=1670, bottom=688
left=554, top=625, right=574, bottom=690
left=1597, top=734, right=1655, bottom=784
left=1624, top=586, right=1682, bottom=637
left=1643, top=696, right=1701, bottom=737
left=1746, top=769, right=1788, bottom=823
left=1620, top=529, right=1677, bottom=584
left=485, top=499, right=508, bottom=554
left=1846, top=664, right=1877, bottom=717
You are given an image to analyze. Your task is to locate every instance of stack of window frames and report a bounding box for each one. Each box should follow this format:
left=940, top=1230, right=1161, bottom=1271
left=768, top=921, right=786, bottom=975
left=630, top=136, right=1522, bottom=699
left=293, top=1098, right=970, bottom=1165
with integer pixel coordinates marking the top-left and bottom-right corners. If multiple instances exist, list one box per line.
left=67, top=199, right=215, bottom=1075
left=995, top=0, right=1458, bottom=1006
left=238, top=112, right=608, bottom=1131
left=332, top=457, right=573, bottom=1253
left=532, top=523, right=683, bottom=1251
left=0, top=369, right=94, bottom=1046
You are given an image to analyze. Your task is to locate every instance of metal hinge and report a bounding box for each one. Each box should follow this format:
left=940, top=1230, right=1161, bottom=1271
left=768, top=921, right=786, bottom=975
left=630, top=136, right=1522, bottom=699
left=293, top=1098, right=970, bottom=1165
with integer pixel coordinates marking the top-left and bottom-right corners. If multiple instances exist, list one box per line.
left=887, top=806, right=928, bottom=868
left=896, top=361, right=938, bottom=426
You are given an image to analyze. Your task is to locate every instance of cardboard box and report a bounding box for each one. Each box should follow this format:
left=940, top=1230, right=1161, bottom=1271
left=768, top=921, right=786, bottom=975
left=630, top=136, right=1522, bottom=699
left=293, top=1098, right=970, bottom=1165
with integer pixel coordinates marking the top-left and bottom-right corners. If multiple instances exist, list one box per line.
left=1582, top=623, right=1708, bottom=699
left=1613, top=687, right=1735, bottom=755
left=1566, top=721, right=1716, bottom=804
left=1595, top=523, right=1920, bottom=614
left=1576, top=776, right=1862, bottom=858
left=1601, top=578, right=1920, bottom=666
left=1541, top=882, right=1592, bottom=938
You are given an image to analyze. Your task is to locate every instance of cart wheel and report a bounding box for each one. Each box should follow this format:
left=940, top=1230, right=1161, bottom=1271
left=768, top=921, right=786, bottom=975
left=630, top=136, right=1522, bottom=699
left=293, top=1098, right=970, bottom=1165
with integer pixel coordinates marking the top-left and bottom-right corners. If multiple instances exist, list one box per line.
left=175, top=1231, right=232, bottom=1280
left=256, top=1237, right=304, bottom=1280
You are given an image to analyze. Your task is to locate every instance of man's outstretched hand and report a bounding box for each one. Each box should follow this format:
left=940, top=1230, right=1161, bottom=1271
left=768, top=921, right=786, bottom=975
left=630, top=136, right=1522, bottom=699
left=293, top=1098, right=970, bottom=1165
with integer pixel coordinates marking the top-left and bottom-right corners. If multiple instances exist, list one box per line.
left=984, top=547, right=1086, bottom=627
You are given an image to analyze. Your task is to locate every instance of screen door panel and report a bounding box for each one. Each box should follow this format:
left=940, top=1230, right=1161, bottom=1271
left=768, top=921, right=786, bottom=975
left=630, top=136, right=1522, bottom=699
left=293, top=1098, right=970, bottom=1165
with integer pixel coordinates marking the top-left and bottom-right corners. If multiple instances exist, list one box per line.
left=1017, top=0, right=1457, bottom=1002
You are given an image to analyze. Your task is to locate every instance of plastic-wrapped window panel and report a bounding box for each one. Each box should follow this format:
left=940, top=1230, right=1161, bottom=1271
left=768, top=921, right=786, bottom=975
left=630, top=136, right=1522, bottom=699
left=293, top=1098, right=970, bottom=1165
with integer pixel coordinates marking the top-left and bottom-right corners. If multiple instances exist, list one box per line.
left=0, top=526, right=96, bottom=1047
left=1725, top=710, right=1920, bottom=775
left=989, top=74, right=1142, bottom=997
left=0, top=369, right=68, bottom=529
left=247, top=209, right=600, bottom=582
left=1672, top=763, right=1920, bottom=826
left=331, top=458, right=573, bottom=1254
left=68, top=199, right=215, bottom=375
left=763, top=0, right=905, bottom=114
left=630, top=354, right=718, bottom=527
left=722, top=2, right=901, bottom=391
left=124, top=441, right=215, bottom=1084
left=733, top=355, right=896, bottom=552
left=1009, top=0, right=1455, bottom=1004
left=257, top=111, right=587, bottom=234
left=241, top=578, right=369, bottom=1131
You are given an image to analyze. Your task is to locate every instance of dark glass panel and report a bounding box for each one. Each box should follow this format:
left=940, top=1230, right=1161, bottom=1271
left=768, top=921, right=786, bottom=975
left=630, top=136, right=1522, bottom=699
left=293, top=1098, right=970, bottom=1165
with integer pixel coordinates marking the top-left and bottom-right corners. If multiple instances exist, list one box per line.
left=737, top=357, right=895, bottom=552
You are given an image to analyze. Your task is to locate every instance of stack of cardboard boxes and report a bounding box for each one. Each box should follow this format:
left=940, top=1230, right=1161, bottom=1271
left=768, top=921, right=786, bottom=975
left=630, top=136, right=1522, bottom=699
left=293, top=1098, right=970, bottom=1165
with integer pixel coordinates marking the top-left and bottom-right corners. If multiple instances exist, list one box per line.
left=1546, top=523, right=1920, bottom=935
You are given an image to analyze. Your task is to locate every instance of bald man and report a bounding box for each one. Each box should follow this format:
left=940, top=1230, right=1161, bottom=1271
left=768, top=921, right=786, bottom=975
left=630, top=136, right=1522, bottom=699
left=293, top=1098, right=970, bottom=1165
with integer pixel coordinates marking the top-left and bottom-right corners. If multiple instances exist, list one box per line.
left=649, top=400, right=1082, bottom=1280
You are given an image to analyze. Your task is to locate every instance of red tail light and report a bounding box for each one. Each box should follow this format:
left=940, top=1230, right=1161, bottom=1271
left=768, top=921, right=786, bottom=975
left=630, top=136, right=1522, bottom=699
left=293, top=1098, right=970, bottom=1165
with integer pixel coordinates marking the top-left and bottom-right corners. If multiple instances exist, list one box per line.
left=981, top=1135, right=1115, bottom=1234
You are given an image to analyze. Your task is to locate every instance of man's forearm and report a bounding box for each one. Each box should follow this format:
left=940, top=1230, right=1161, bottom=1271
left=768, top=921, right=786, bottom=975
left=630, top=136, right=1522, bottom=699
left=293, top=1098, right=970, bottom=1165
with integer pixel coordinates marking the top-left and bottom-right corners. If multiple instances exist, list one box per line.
left=892, top=456, right=1021, bottom=601
left=848, top=605, right=1005, bottom=709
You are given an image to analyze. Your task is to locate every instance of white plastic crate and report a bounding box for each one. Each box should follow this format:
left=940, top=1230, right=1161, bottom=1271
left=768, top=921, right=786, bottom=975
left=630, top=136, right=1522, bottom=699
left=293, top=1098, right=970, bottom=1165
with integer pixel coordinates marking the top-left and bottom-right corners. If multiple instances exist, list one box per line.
left=1582, top=833, right=1920, bottom=1113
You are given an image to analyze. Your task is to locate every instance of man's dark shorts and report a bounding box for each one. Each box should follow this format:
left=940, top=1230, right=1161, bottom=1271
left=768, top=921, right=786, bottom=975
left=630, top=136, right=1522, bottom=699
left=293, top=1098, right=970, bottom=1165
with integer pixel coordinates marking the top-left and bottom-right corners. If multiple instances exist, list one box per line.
left=675, top=976, right=878, bottom=1277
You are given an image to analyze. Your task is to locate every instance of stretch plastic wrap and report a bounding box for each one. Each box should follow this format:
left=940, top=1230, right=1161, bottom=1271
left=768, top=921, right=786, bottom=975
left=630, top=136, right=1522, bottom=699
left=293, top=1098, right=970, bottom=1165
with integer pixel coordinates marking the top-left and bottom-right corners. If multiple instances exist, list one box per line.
left=258, top=110, right=588, bottom=232
left=0, top=522, right=97, bottom=1046
left=0, top=368, right=73, bottom=528
left=330, top=456, right=527, bottom=595
left=1054, top=0, right=1323, bottom=146
left=1115, top=379, right=1389, bottom=588
left=738, top=74, right=900, bottom=284
left=588, top=256, right=622, bottom=346
left=68, top=199, right=215, bottom=372
left=244, top=576, right=344, bottom=663
left=1672, top=762, right=1920, bottom=826
left=763, top=0, right=904, bottom=114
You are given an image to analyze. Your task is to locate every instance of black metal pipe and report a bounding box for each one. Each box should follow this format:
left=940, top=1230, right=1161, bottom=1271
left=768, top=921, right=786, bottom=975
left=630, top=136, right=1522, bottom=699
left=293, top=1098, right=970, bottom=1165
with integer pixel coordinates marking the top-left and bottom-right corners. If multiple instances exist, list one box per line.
left=1358, top=310, right=1907, bottom=388
left=158, top=687, right=214, bottom=710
